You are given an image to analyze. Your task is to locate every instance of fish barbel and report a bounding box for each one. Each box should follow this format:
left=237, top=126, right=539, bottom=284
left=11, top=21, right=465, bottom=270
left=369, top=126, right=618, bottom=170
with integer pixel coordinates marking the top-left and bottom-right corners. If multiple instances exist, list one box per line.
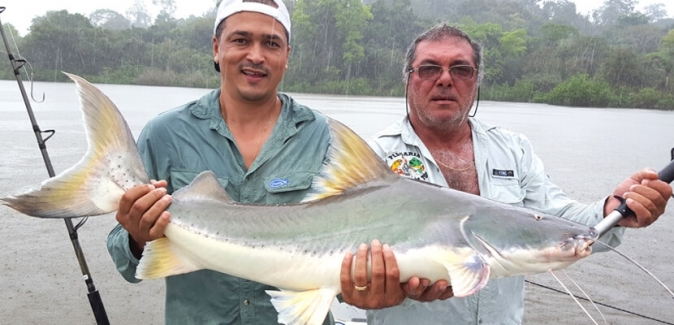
left=1, top=73, right=598, bottom=325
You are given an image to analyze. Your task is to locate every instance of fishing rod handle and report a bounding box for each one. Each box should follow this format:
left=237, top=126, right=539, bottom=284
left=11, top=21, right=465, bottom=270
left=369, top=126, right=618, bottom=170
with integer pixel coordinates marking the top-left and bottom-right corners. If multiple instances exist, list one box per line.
left=595, top=158, right=674, bottom=237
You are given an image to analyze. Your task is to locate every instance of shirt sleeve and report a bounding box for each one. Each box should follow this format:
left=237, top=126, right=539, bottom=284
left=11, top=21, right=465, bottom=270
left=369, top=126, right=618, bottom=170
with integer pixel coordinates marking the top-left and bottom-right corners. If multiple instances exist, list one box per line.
left=516, top=133, right=624, bottom=251
left=107, top=224, right=142, bottom=283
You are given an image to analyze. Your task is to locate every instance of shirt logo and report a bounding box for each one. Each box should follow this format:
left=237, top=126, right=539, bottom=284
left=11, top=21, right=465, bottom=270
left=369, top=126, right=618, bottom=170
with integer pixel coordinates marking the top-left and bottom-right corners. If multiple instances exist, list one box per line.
left=386, top=151, right=428, bottom=181
left=493, top=169, right=514, bottom=177
left=268, top=178, right=290, bottom=188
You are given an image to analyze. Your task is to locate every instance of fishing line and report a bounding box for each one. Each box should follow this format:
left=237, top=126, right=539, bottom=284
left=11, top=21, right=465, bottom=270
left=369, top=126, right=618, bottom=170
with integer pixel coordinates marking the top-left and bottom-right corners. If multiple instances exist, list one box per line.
left=593, top=241, right=674, bottom=299
left=561, top=270, right=607, bottom=324
left=525, top=279, right=674, bottom=325
left=0, top=6, right=107, bottom=324
left=549, top=270, right=599, bottom=325
left=2, top=19, right=45, bottom=102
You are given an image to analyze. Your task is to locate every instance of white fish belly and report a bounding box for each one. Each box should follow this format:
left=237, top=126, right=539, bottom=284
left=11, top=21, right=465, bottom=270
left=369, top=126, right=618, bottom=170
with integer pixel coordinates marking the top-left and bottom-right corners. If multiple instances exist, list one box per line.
left=395, top=245, right=475, bottom=284
left=164, top=224, right=344, bottom=291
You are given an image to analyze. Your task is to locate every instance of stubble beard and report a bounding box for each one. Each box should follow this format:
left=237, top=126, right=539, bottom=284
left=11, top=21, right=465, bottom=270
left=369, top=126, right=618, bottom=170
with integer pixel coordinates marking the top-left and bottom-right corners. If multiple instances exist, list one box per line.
left=410, top=89, right=476, bottom=133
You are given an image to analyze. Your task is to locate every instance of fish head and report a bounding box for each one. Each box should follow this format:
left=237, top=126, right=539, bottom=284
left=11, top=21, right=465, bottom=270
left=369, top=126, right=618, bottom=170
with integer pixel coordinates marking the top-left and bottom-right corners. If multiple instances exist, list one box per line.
left=461, top=208, right=598, bottom=279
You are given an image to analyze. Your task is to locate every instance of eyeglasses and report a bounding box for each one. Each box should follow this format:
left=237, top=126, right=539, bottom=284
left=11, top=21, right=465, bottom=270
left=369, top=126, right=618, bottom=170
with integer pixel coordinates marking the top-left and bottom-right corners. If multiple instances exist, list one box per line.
left=408, top=65, right=477, bottom=81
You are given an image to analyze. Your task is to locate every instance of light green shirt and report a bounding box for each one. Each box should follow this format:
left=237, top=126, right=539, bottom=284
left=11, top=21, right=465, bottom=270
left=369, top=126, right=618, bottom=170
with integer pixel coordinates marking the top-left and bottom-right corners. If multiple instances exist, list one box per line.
left=107, top=89, right=333, bottom=325
left=365, top=116, right=624, bottom=325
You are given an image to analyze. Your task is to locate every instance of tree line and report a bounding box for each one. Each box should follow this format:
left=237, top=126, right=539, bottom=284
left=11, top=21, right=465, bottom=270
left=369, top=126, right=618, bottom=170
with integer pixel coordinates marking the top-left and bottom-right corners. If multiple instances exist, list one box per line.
left=1, top=0, right=673, bottom=109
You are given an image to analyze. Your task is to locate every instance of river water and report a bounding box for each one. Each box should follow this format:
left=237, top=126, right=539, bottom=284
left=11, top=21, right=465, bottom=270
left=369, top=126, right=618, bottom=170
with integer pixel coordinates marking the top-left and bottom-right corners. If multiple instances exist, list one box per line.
left=1, top=79, right=673, bottom=324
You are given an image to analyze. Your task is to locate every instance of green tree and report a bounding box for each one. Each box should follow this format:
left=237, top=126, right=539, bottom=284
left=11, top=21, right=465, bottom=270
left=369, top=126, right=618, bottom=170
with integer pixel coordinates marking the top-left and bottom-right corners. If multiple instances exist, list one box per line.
left=21, top=10, right=101, bottom=79
left=644, top=30, right=674, bottom=91
left=592, top=0, right=638, bottom=28
left=357, top=0, right=426, bottom=92
left=459, top=17, right=527, bottom=85
left=643, top=3, right=668, bottom=23
left=598, top=47, right=646, bottom=88
left=542, top=74, right=613, bottom=107
left=126, top=0, right=152, bottom=28
left=287, top=0, right=372, bottom=89
left=90, top=9, right=131, bottom=30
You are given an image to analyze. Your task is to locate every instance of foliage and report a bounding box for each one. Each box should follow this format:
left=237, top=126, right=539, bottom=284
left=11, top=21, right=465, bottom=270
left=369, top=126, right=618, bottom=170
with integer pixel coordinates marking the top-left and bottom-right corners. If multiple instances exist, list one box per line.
left=1, top=0, right=673, bottom=110
left=541, top=74, right=614, bottom=107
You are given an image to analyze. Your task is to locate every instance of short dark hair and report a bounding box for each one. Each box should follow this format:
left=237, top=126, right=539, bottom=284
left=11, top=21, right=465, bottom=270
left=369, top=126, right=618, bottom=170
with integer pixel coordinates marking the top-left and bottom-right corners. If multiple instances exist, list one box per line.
left=214, top=0, right=290, bottom=43
left=403, top=23, right=483, bottom=85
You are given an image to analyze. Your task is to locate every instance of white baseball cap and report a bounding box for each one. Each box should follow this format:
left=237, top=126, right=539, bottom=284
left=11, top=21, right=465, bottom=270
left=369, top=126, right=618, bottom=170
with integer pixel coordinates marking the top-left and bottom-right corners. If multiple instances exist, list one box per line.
left=213, top=0, right=291, bottom=41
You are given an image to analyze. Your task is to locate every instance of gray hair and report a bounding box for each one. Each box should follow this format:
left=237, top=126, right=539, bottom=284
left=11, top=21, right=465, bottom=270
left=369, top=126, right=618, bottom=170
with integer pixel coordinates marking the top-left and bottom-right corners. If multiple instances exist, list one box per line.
left=403, top=23, right=484, bottom=86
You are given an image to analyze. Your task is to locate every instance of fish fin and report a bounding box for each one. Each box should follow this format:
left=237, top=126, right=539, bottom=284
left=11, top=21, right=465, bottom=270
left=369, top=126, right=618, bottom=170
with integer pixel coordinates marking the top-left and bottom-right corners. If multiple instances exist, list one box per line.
left=266, top=287, right=338, bottom=325
left=136, top=237, right=201, bottom=279
left=302, top=118, right=396, bottom=202
left=442, top=254, right=490, bottom=297
left=172, top=171, right=234, bottom=204
left=1, top=73, right=148, bottom=218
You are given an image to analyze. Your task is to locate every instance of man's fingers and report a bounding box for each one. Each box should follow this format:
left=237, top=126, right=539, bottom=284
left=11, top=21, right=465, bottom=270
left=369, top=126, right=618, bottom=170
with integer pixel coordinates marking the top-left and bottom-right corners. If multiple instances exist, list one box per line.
left=369, top=240, right=385, bottom=293
left=341, top=251, right=354, bottom=286
left=353, top=243, right=369, bottom=290
left=118, top=184, right=155, bottom=216
left=150, top=179, right=168, bottom=188
left=438, top=285, right=454, bottom=300
left=148, top=211, right=171, bottom=240
left=134, top=188, right=169, bottom=235
left=621, top=180, right=672, bottom=227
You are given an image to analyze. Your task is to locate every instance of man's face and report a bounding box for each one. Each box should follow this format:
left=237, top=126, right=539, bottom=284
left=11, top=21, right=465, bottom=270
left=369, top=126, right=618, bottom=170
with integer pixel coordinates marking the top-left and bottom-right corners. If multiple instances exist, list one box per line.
left=407, top=36, right=478, bottom=129
left=213, top=12, right=290, bottom=103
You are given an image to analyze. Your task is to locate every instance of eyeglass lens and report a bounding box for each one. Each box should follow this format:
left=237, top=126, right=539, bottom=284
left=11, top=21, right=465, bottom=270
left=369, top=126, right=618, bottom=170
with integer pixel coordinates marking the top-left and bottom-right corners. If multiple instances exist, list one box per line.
left=417, top=65, right=475, bottom=80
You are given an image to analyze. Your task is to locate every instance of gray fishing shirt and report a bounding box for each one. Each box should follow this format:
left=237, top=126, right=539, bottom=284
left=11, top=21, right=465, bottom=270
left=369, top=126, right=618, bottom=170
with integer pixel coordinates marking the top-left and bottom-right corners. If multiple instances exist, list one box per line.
left=365, top=116, right=624, bottom=325
left=107, top=89, right=333, bottom=325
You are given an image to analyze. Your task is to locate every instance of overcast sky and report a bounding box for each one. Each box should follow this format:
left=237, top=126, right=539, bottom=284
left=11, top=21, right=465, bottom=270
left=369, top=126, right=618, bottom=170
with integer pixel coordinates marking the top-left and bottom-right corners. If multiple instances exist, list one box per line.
left=1, top=0, right=673, bottom=36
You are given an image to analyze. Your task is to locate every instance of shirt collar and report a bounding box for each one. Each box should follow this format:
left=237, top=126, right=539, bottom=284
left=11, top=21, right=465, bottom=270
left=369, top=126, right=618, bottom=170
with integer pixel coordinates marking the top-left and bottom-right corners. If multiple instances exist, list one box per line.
left=187, top=89, right=315, bottom=139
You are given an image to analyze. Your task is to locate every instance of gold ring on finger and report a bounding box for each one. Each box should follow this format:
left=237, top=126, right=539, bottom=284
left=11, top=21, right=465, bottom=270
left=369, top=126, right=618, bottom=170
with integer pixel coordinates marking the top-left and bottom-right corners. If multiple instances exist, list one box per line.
left=354, top=284, right=368, bottom=291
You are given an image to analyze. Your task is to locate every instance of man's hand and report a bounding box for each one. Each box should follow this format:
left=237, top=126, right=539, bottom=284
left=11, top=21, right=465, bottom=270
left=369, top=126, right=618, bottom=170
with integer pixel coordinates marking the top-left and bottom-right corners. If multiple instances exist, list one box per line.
left=116, top=180, right=172, bottom=257
left=339, top=240, right=454, bottom=309
left=402, top=277, right=454, bottom=302
left=604, top=168, right=672, bottom=228
left=340, top=240, right=405, bottom=309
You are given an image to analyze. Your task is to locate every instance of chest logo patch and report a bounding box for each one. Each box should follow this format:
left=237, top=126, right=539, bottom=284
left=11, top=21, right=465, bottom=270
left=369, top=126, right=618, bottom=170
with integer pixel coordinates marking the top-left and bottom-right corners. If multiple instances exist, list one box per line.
left=268, top=178, right=290, bottom=188
left=492, top=169, right=515, bottom=177
left=386, top=151, right=429, bottom=181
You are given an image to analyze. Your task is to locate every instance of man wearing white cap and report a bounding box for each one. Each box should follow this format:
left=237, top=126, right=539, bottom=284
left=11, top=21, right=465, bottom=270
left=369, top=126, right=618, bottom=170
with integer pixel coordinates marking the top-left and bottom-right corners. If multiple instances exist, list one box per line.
left=107, top=0, right=337, bottom=324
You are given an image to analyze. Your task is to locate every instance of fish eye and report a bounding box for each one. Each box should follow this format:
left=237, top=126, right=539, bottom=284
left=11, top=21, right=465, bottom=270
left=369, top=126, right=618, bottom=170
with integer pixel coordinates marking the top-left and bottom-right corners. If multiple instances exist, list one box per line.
left=534, top=214, right=543, bottom=221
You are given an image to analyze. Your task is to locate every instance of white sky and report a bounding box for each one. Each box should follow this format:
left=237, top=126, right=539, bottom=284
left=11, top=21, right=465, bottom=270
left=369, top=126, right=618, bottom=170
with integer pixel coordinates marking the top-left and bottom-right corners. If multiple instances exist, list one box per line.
left=1, top=0, right=673, bottom=36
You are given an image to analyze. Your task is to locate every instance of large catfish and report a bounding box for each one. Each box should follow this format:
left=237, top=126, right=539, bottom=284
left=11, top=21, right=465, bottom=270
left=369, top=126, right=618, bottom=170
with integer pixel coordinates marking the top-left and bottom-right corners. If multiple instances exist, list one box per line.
left=2, top=74, right=598, bottom=325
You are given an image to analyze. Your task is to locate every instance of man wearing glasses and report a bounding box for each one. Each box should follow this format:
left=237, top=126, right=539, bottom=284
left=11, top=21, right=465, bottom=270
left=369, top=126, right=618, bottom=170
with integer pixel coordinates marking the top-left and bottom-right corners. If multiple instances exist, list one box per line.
left=340, top=24, right=672, bottom=324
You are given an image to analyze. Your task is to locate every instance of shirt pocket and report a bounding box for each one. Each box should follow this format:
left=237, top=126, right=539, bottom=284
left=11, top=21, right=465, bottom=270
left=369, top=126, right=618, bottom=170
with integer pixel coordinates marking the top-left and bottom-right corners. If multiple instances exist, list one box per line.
left=263, top=172, right=315, bottom=204
left=490, top=176, right=525, bottom=206
left=169, top=170, right=229, bottom=193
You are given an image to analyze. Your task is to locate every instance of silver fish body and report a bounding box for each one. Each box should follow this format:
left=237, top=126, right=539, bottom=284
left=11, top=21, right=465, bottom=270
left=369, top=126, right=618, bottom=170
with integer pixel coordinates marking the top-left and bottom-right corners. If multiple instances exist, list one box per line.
left=1, top=74, right=597, bottom=325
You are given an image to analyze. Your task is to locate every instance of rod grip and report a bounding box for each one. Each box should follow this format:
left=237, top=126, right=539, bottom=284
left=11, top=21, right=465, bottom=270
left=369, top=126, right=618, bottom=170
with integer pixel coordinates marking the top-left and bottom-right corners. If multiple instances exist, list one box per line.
left=87, top=290, right=110, bottom=325
left=657, top=158, right=674, bottom=184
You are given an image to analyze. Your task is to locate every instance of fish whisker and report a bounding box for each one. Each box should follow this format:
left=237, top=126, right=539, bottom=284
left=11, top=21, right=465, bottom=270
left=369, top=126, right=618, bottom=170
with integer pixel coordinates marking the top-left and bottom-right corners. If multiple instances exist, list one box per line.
left=549, top=270, right=599, bottom=325
left=593, top=240, right=674, bottom=299
left=560, top=270, right=607, bottom=325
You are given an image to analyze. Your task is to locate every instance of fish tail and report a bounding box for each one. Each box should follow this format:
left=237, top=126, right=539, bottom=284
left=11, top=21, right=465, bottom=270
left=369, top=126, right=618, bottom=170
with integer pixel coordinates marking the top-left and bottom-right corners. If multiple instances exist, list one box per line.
left=1, top=73, right=149, bottom=218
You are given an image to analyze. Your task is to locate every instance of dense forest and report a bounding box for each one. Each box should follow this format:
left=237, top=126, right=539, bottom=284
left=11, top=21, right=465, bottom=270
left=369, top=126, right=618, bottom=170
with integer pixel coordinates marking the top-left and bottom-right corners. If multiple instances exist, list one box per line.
left=1, top=0, right=673, bottom=109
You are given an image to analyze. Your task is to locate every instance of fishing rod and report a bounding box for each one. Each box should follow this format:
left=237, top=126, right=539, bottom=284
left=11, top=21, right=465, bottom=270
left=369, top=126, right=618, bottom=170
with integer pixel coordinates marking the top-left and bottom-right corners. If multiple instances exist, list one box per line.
left=0, top=7, right=110, bottom=325
left=594, top=150, right=674, bottom=237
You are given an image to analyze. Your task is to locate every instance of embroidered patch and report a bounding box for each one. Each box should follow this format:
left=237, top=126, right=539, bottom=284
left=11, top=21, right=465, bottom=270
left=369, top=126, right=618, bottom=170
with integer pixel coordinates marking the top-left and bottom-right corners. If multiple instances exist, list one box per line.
left=268, top=178, right=290, bottom=188
left=492, top=169, right=515, bottom=177
left=386, top=151, right=429, bottom=181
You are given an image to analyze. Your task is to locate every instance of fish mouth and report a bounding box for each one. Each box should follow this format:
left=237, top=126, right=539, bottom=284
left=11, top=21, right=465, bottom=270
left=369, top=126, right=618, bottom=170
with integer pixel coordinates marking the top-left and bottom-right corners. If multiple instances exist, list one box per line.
left=559, top=234, right=595, bottom=259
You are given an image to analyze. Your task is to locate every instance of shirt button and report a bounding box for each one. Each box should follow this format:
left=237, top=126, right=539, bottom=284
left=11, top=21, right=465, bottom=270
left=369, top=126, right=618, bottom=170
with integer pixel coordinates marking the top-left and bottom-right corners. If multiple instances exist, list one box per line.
left=243, top=299, right=250, bottom=306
